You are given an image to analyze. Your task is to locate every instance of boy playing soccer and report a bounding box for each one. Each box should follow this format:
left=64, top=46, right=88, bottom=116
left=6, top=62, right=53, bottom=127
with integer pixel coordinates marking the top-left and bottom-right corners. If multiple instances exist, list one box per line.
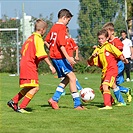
left=61, top=26, right=83, bottom=95
left=45, top=9, right=85, bottom=110
left=88, top=29, right=128, bottom=110
left=7, top=19, right=56, bottom=113
left=102, top=22, right=132, bottom=103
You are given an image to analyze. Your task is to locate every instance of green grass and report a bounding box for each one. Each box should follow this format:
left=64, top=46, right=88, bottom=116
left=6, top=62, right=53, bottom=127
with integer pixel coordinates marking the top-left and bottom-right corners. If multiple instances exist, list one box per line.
left=0, top=72, right=133, bottom=133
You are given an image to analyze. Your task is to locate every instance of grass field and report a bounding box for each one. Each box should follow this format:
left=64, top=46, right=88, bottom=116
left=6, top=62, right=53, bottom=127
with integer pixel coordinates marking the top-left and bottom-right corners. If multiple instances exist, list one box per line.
left=0, top=72, right=133, bottom=133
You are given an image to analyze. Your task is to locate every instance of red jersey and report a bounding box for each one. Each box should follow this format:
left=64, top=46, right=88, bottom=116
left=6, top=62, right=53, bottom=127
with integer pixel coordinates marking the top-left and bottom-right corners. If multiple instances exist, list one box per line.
left=20, top=32, right=48, bottom=80
left=45, top=23, right=66, bottom=59
left=109, top=37, right=123, bottom=51
left=65, top=36, right=78, bottom=57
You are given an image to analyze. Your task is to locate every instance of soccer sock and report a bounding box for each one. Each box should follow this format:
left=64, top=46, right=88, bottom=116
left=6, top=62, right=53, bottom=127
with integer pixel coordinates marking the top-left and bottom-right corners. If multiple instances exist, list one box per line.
left=12, top=89, right=26, bottom=104
left=19, top=92, right=34, bottom=109
left=113, top=86, right=125, bottom=103
left=103, top=90, right=112, bottom=106
left=52, top=86, right=64, bottom=102
left=118, top=85, right=128, bottom=94
left=76, top=79, right=83, bottom=91
left=71, top=92, right=81, bottom=108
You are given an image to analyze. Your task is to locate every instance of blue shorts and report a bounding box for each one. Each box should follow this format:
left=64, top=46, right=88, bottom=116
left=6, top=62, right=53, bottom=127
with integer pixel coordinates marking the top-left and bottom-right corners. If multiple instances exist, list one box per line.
left=51, top=58, right=73, bottom=78
left=116, top=60, right=124, bottom=85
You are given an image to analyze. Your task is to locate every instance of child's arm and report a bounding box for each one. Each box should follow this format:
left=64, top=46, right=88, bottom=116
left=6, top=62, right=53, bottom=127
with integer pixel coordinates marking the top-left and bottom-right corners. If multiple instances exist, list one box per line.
left=87, top=52, right=98, bottom=66
left=60, top=46, right=76, bottom=65
left=75, top=48, right=79, bottom=61
left=44, top=57, right=56, bottom=74
left=119, top=55, right=128, bottom=64
left=44, top=41, right=50, bottom=49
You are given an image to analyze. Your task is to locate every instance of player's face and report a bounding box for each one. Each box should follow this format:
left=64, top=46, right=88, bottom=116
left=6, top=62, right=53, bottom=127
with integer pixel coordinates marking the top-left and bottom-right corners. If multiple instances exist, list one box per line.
left=63, top=16, right=71, bottom=26
left=121, top=32, right=126, bottom=39
left=40, top=28, right=46, bottom=36
left=98, top=35, right=108, bottom=45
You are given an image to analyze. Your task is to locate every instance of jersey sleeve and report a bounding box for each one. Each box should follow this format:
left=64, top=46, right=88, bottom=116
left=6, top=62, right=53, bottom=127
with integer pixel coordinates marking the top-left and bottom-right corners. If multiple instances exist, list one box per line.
left=107, top=44, right=123, bottom=58
left=34, top=35, right=48, bottom=59
left=114, top=39, right=123, bottom=51
left=70, top=38, right=78, bottom=50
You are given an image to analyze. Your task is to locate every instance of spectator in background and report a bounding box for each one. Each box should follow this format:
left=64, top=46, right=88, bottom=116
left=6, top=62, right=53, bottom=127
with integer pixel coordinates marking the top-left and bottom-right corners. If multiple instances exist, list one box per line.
left=120, top=30, right=133, bottom=82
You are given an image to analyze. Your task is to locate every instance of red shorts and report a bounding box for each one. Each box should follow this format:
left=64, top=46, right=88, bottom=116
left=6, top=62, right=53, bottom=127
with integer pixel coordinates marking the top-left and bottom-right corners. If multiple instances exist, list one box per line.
left=101, top=70, right=118, bottom=89
left=19, top=79, right=39, bottom=88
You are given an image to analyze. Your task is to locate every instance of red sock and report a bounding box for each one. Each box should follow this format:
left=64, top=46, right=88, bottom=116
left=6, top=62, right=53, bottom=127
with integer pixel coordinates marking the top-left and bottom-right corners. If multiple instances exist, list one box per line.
left=19, top=93, right=33, bottom=109
left=103, top=91, right=112, bottom=106
left=12, top=92, right=24, bottom=104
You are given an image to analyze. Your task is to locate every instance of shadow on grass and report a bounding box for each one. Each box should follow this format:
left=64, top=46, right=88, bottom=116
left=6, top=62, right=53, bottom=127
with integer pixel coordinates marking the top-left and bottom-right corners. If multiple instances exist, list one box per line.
left=82, top=101, right=104, bottom=108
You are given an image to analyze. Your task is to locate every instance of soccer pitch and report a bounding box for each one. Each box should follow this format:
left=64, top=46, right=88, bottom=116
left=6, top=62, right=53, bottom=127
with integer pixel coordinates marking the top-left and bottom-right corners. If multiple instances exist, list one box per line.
left=0, top=73, right=133, bottom=133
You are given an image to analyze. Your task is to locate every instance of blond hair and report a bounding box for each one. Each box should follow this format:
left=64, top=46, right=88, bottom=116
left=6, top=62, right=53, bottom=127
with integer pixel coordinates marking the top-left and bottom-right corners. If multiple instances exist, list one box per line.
left=102, top=22, right=114, bottom=31
left=34, top=19, right=48, bottom=31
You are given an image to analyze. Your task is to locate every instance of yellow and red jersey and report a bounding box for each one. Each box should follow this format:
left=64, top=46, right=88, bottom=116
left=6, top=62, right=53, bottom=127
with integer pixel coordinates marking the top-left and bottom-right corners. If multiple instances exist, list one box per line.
left=20, top=32, right=48, bottom=80
left=45, top=23, right=67, bottom=59
left=109, top=37, right=123, bottom=51
left=92, top=41, right=123, bottom=81
left=65, top=36, right=78, bottom=57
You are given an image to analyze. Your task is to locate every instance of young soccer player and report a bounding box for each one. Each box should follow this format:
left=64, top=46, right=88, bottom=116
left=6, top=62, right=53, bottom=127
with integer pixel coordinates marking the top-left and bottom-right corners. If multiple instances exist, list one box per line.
left=45, top=9, right=85, bottom=110
left=88, top=29, right=128, bottom=110
left=7, top=19, right=56, bottom=113
left=102, top=22, right=132, bottom=103
left=61, top=27, right=83, bottom=95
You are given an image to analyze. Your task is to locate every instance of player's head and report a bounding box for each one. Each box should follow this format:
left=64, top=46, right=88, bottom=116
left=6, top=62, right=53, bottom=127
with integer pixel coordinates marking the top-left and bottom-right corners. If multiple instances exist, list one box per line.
left=97, top=29, right=109, bottom=45
left=58, top=9, right=73, bottom=25
left=34, top=19, right=48, bottom=36
left=120, top=30, right=127, bottom=40
left=66, top=26, right=71, bottom=37
left=102, top=22, right=114, bottom=38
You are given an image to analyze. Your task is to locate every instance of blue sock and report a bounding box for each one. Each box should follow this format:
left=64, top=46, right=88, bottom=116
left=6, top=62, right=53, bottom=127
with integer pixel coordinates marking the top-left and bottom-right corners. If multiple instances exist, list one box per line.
left=71, top=92, right=81, bottom=108
left=52, top=86, right=64, bottom=102
left=76, top=79, right=83, bottom=91
left=113, top=86, right=125, bottom=103
left=118, top=86, right=128, bottom=94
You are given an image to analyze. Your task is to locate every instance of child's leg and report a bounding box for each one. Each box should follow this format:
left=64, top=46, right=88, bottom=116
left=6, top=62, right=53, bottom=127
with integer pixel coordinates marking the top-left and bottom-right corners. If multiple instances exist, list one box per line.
left=67, top=72, right=82, bottom=108
left=112, top=84, right=125, bottom=104
left=12, top=88, right=30, bottom=104
left=19, top=87, right=39, bottom=109
left=76, top=78, right=83, bottom=91
left=102, top=84, right=112, bottom=107
left=52, top=77, right=68, bottom=102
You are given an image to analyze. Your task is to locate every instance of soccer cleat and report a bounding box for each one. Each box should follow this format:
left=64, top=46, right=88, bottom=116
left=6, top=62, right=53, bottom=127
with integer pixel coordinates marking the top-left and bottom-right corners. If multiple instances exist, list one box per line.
left=74, top=105, right=87, bottom=110
left=115, top=102, right=126, bottom=106
left=7, top=99, right=18, bottom=111
left=48, top=98, right=59, bottom=110
left=98, top=106, right=112, bottom=110
left=17, top=108, right=31, bottom=113
left=126, top=78, right=130, bottom=82
left=126, top=88, right=132, bottom=102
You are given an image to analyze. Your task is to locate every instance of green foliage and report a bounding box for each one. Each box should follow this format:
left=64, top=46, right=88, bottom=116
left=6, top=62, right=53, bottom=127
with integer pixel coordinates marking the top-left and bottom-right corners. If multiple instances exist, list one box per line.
left=78, top=0, right=126, bottom=46
left=0, top=47, right=17, bottom=73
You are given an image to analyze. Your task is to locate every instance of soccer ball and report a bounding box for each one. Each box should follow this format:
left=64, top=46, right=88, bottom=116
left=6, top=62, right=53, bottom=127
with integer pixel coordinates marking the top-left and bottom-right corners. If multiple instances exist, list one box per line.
left=80, top=88, right=95, bottom=103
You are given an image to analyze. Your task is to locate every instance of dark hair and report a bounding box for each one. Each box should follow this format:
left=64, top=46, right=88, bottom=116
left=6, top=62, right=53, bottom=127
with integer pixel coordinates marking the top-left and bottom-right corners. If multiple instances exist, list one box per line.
left=120, top=30, right=127, bottom=34
left=97, top=29, right=109, bottom=38
left=58, top=9, right=73, bottom=19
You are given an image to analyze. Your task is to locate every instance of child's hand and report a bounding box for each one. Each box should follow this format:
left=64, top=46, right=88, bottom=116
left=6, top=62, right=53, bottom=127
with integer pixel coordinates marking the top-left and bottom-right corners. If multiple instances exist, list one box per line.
left=67, top=57, right=76, bottom=65
left=49, top=65, right=56, bottom=74
left=123, top=58, right=129, bottom=64
left=92, top=52, right=98, bottom=58
left=75, top=56, right=79, bottom=61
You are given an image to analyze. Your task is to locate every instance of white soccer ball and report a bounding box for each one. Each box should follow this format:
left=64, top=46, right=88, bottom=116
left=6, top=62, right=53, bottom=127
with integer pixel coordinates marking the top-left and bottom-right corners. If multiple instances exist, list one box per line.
left=80, top=88, right=95, bottom=103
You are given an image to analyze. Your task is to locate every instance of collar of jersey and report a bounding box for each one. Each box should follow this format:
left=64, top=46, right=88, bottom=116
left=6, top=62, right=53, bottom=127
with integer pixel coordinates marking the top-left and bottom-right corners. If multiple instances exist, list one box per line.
left=33, top=32, right=42, bottom=37
left=97, top=41, right=108, bottom=48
